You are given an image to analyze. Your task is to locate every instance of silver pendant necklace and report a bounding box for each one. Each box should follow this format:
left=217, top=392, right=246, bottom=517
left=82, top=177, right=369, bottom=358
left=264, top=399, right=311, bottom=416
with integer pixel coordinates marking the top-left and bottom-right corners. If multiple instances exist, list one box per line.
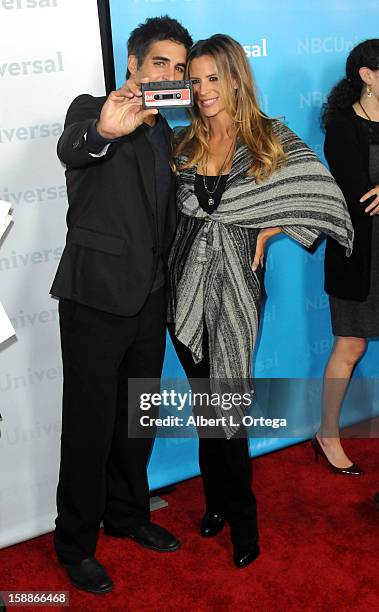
left=202, top=138, right=236, bottom=206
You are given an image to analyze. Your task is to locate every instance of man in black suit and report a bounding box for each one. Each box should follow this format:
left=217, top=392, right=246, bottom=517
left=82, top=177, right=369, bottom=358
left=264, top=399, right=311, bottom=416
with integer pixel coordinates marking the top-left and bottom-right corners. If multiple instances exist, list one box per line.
left=51, top=16, right=192, bottom=594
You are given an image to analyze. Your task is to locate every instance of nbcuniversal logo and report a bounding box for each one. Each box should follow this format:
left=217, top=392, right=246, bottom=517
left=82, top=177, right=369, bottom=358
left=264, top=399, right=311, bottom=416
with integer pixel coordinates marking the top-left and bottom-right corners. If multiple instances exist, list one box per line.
left=243, top=38, right=268, bottom=58
left=297, top=36, right=359, bottom=55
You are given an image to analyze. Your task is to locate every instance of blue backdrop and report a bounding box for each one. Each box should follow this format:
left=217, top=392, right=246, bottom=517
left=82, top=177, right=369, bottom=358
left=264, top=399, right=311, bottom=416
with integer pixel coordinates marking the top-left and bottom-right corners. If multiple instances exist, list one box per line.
left=109, top=0, right=379, bottom=489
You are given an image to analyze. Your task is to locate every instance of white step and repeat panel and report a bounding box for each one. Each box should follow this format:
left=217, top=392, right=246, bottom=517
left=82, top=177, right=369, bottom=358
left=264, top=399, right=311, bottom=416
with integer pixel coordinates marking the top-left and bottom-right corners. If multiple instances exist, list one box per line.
left=0, top=0, right=105, bottom=548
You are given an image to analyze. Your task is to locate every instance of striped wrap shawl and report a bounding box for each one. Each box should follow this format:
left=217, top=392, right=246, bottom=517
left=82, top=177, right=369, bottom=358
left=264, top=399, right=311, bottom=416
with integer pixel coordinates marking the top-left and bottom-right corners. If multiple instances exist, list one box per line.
left=167, top=121, right=354, bottom=437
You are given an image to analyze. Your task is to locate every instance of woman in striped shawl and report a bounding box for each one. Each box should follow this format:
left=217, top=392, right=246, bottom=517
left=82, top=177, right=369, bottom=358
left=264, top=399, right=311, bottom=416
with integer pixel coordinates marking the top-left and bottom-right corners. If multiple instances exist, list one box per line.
left=167, top=34, right=353, bottom=569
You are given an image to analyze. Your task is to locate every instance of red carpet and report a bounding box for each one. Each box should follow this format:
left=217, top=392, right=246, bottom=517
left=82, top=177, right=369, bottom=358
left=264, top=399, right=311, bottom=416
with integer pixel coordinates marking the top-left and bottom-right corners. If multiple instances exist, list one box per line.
left=1, top=439, right=378, bottom=611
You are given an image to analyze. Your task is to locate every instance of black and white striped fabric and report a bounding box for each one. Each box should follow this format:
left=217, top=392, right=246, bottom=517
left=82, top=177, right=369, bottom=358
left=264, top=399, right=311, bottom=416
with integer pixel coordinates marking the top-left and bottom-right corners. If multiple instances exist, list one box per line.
left=168, top=121, right=354, bottom=437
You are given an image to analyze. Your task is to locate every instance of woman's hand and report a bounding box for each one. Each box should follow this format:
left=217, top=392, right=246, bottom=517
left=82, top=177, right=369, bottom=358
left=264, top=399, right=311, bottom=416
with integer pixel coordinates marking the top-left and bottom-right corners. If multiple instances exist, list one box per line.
left=360, top=185, right=379, bottom=216
left=252, top=227, right=282, bottom=272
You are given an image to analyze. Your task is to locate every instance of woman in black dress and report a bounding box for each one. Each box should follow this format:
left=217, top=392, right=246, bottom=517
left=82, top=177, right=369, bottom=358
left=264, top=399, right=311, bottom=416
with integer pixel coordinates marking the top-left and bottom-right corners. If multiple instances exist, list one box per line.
left=313, top=40, right=379, bottom=474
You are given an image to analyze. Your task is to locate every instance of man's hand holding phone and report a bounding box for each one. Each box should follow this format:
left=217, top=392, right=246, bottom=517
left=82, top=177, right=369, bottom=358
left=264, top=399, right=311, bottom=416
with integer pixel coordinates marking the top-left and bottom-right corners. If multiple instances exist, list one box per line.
left=96, top=77, right=156, bottom=139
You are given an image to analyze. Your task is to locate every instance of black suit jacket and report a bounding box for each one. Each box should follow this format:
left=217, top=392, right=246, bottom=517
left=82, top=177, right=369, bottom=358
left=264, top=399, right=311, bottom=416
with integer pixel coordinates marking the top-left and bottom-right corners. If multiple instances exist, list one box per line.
left=51, top=94, right=177, bottom=316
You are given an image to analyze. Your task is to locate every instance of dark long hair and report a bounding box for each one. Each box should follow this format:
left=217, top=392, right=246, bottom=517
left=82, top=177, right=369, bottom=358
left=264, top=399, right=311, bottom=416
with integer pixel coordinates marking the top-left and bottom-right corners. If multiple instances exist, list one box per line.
left=322, top=39, right=379, bottom=129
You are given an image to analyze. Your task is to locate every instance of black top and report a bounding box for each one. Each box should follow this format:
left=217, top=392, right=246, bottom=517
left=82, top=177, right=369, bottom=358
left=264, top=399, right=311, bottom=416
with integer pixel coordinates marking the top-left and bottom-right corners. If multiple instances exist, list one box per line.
left=358, top=116, right=379, bottom=185
left=143, top=117, right=171, bottom=291
left=324, top=107, right=378, bottom=301
left=194, top=173, right=229, bottom=213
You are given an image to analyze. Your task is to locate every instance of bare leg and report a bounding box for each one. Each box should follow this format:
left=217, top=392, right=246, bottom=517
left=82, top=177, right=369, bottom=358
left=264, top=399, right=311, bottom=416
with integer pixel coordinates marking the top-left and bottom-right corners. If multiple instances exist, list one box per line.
left=317, top=336, right=367, bottom=468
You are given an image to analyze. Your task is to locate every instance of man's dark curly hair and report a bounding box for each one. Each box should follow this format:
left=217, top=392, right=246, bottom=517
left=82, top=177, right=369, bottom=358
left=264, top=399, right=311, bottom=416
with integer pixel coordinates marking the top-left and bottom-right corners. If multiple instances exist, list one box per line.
left=126, top=15, right=193, bottom=78
left=322, top=39, right=379, bottom=129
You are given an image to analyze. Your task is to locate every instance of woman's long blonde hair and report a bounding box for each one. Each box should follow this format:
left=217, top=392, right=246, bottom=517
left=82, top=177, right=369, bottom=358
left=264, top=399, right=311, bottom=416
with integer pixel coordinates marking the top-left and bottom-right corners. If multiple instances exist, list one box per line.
left=175, top=34, right=286, bottom=182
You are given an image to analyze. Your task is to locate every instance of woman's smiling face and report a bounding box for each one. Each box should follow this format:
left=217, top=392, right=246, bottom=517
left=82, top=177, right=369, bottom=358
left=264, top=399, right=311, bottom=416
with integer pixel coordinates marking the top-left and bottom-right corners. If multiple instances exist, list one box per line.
left=190, top=55, right=226, bottom=119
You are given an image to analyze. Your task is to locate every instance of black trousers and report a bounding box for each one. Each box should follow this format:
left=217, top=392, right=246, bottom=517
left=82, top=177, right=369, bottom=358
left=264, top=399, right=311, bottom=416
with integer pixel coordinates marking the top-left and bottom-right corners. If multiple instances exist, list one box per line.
left=55, top=289, right=166, bottom=564
left=168, top=324, right=258, bottom=547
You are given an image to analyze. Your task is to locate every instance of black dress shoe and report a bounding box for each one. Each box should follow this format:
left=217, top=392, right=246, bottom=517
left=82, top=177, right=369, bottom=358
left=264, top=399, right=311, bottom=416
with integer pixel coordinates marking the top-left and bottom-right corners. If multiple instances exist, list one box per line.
left=233, top=543, right=260, bottom=569
left=106, top=522, right=180, bottom=552
left=200, top=513, right=225, bottom=537
left=311, top=436, right=363, bottom=475
left=62, top=557, right=113, bottom=594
